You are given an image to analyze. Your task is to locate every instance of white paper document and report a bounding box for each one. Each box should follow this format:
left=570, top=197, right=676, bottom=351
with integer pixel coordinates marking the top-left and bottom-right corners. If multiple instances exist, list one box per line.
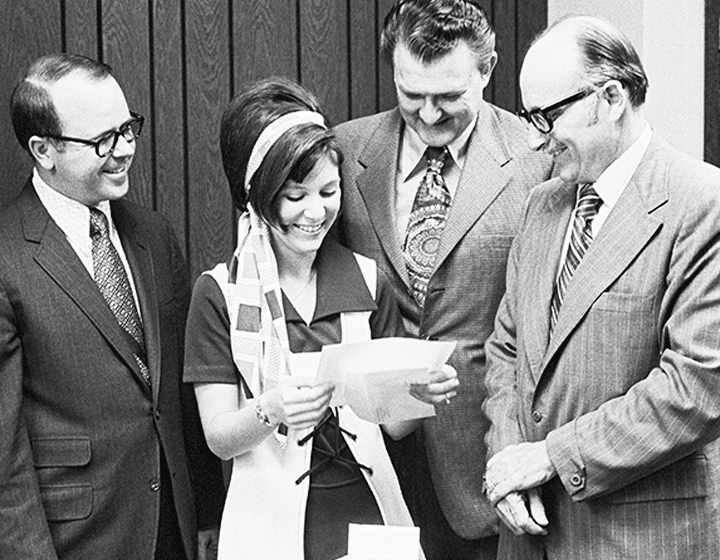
left=336, top=523, right=420, bottom=560
left=316, top=337, right=456, bottom=424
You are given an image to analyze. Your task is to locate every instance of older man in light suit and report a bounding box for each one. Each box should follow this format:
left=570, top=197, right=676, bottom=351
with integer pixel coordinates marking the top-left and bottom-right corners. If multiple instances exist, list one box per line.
left=483, top=16, right=720, bottom=559
left=335, top=1, right=552, bottom=558
left=0, top=53, right=224, bottom=560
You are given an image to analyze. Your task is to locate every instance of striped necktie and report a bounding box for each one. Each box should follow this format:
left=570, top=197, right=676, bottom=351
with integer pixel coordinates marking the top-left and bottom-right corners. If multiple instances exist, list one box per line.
left=549, top=184, right=602, bottom=331
left=403, top=146, right=451, bottom=307
left=90, top=208, right=151, bottom=389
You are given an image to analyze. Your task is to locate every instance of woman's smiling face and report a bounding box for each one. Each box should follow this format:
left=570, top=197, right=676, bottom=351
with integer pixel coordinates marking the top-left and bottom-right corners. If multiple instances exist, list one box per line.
left=269, top=152, right=341, bottom=262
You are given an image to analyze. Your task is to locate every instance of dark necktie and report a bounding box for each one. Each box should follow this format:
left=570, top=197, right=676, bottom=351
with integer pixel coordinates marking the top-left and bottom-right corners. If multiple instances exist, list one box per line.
left=90, top=208, right=150, bottom=389
left=403, top=146, right=451, bottom=307
left=549, top=184, right=602, bottom=331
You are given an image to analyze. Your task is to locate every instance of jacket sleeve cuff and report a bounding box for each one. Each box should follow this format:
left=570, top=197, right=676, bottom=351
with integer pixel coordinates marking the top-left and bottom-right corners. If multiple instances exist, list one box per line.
left=546, top=420, right=588, bottom=500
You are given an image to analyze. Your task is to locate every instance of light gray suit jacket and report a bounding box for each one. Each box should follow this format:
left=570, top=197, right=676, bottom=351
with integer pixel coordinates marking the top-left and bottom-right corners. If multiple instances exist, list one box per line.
left=485, top=135, right=720, bottom=559
left=336, top=103, right=553, bottom=538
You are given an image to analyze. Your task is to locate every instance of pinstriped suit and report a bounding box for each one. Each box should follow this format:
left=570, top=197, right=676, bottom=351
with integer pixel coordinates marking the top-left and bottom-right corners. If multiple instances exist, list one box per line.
left=335, top=103, right=553, bottom=551
left=485, top=135, right=720, bottom=559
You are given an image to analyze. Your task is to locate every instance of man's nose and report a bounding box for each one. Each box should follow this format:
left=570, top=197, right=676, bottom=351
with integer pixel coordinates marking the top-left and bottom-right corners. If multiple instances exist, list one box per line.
left=111, top=133, right=136, bottom=158
left=526, top=126, right=547, bottom=152
left=419, top=98, right=442, bottom=125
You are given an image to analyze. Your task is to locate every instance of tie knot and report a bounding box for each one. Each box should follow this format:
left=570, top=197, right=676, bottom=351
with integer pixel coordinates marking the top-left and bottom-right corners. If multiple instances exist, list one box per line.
left=425, top=146, right=449, bottom=170
left=576, top=184, right=601, bottom=219
left=89, top=208, right=109, bottom=238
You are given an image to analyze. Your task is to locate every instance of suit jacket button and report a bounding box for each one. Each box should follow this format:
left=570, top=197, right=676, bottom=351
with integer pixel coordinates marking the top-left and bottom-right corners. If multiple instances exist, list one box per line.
left=150, top=480, right=160, bottom=492
left=154, top=410, right=161, bottom=421
left=570, top=474, right=583, bottom=487
left=531, top=410, right=543, bottom=423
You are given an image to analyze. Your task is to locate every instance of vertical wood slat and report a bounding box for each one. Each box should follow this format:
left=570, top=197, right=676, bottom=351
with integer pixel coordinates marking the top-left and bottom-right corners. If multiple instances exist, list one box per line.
left=299, top=0, right=349, bottom=125
left=704, top=0, right=719, bottom=166
left=491, top=0, right=517, bottom=111
left=0, top=0, right=552, bottom=279
left=153, top=0, right=187, bottom=251
left=102, top=0, right=153, bottom=209
left=348, top=1, right=379, bottom=120
left=233, top=0, right=299, bottom=91
left=0, top=1, right=62, bottom=210
left=185, top=0, right=232, bottom=280
left=64, top=2, right=99, bottom=59
left=377, top=0, right=397, bottom=112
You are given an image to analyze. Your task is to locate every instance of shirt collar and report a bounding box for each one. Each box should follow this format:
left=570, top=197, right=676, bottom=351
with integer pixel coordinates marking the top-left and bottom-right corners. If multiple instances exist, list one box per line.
left=399, top=115, right=477, bottom=182
left=32, top=168, right=112, bottom=240
left=589, top=122, right=652, bottom=209
left=283, top=239, right=377, bottom=324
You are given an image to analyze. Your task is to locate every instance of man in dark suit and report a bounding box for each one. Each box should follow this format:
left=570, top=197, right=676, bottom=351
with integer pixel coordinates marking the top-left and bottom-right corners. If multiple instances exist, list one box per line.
left=0, top=53, right=224, bottom=560
left=483, top=16, right=720, bottom=559
left=335, top=1, right=552, bottom=558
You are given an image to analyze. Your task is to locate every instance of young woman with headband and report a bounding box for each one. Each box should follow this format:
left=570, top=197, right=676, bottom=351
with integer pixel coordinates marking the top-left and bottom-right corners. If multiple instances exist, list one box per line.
left=183, top=77, right=457, bottom=560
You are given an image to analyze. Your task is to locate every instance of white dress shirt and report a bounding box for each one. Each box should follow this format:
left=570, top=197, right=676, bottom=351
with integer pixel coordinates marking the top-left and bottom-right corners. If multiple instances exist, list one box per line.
left=556, top=123, right=653, bottom=278
left=32, top=168, right=142, bottom=315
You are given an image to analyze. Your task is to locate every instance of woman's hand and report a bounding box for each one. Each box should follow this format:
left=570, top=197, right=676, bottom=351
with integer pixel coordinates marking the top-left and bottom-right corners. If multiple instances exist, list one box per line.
left=260, top=377, right=335, bottom=431
left=409, top=364, right=459, bottom=406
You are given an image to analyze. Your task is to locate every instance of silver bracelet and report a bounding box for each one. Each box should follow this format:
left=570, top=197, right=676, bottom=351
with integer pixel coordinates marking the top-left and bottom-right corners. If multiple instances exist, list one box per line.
left=255, top=401, right=277, bottom=428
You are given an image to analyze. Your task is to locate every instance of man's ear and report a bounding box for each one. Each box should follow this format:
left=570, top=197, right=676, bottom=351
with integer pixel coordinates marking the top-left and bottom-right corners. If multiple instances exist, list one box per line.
left=600, top=80, right=628, bottom=122
left=484, top=51, right=498, bottom=79
left=28, top=136, right=56, bottom=171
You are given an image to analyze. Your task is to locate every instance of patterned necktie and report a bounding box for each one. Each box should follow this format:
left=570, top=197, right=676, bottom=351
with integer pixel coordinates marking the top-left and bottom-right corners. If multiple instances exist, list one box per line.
left=90, top=208, right=151, bottom=389
left=403, top=146, right=451, bottom=307
left=549, top=184, right=602, bottom=331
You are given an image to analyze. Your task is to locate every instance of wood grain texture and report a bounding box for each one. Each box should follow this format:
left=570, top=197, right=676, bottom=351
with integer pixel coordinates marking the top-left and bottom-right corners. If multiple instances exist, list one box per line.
left=348, top=0, right=378, bottom=119
left=185, top=0, right=233, bottom=280
left=233, top=0, right=298, bottom=90
left=299, top=0, right=348, bottom=125
left=64, top=1, right=98, bottom=58
left=704, top=0, right=719, bottom=166
left=0, top=0, right=564, bottom=280
left=0, top=1, right=62, bottom=210
left=153, top=0, right=187, bottom=251
left=102, top=0, right=153, bottom=208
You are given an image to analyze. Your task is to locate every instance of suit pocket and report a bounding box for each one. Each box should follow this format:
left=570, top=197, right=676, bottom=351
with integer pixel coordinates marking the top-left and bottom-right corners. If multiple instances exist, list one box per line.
left=32, top=437, right=94, bottom=521
left=40, top=485, right=93, bottom=521
left=593, top=291, right=654, bottom=312
left=610, top=454, right=708, bottom=504
left=32, top=437, right=91, bottom=467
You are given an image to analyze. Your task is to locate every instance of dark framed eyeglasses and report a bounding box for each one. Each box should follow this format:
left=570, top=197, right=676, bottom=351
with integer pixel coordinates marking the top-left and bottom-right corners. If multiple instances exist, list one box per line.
left=517, top=90, right=594, bottom=134
left=48, top=112, right=144, bottom=157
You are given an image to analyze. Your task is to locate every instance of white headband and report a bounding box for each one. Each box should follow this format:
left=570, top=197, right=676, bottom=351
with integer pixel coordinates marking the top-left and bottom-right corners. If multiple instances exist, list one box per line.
left=244, top=110, right=326, bottom=194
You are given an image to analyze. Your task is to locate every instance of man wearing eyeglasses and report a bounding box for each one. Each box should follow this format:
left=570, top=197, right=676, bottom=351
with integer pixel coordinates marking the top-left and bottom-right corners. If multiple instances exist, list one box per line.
left=483, top=16, right=720, bottom=559
left=0, top=53, right=224, bottom=560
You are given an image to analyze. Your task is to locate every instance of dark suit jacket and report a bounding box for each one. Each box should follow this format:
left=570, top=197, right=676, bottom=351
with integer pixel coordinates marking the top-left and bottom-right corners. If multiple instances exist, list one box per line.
left=485, top=135, right=720, bottom=558
left=335, top=103, right=553, bottom=539
left=0, top=181, right=224, bottom=560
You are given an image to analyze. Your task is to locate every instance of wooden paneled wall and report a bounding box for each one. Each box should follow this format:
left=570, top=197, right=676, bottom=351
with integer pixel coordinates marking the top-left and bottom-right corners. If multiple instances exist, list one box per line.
left=0, top=0, right=546, bottom=280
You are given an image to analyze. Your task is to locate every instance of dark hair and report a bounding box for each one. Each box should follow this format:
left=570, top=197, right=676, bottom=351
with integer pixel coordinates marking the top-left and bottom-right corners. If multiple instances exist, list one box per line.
left=219, top=76, right=342, bottom=227
left=544, top=17, right=649, bottom=108
left=10, top=53, right=113, bottom=153
left=381, top=0, right=496, bottom=73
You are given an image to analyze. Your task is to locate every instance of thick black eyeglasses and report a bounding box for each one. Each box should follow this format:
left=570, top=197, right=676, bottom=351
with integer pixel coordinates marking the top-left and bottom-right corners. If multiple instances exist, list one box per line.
left=48, top=112, right=144, bottom=157
left=517, top=90, right=594, bottom=134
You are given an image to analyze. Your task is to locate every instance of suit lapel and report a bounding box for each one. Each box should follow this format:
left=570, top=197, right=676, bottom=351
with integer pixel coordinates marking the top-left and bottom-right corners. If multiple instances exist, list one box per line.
left=113, top=202, right=161, bottom=397
left=356, top=110, right=409, bottom=285
left=435, top=103, right=513, bottom=270
left=540, top=140, right=667, bottom=375
left=522, top=183, right=575, bottom=380
left=19, top=184, right=151, bottom=393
